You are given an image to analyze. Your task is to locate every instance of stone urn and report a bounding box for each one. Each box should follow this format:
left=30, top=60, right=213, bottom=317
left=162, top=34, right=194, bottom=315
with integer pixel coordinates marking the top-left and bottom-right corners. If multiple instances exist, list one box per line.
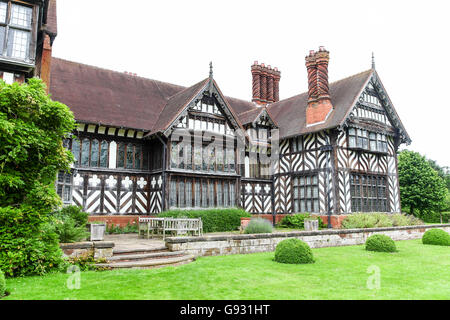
left=90, top=223, right=106, bottom=241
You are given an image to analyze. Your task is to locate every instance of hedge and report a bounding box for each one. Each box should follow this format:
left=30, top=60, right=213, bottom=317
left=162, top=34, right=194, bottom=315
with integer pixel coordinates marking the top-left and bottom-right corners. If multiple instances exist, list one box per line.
left=278, top=213, right=326, bottom=229
left=244, top=218, right=273, bottom=234
left=158, top=208, right=251, bottom=233
left=0, top=270, right=5, bottom=297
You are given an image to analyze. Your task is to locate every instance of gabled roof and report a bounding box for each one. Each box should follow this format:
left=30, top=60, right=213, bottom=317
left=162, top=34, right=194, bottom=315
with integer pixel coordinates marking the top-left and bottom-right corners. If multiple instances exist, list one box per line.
left=50, top=59, right=408, bottom=142
left=267, top=69, right=373, bottom=138
left=151, top=78, right=208, bottom=133
left=238, top=106, right=278, bottom=128
left=50, top=58, right=253, bottom=133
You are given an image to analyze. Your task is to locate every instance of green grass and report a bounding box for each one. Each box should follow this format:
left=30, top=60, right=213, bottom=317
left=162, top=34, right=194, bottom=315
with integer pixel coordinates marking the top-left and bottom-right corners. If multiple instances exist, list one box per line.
left=3, top=239, right=449, bottom=300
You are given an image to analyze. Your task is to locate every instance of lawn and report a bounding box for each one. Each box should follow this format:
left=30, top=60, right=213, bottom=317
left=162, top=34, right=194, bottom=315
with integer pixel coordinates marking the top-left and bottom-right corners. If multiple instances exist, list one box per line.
left=3, top=239, right=449, bottom=300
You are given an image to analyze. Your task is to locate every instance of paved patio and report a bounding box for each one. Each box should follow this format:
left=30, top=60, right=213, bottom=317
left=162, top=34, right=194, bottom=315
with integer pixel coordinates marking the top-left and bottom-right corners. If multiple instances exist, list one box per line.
left=104, top=234, right=166, bottom=251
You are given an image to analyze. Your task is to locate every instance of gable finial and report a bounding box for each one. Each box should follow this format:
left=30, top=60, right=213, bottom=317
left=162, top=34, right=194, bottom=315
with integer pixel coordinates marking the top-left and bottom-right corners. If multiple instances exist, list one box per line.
left=209, top=61, right=213, bottom=79
left=371, top=52, right=375, bottom=70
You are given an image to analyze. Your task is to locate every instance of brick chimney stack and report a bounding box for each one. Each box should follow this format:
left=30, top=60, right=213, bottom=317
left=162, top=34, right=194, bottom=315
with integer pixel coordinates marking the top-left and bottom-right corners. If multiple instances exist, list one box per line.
left=251, top=61, right=281, bottom=105
left=305, top=47, right=333, bottom=126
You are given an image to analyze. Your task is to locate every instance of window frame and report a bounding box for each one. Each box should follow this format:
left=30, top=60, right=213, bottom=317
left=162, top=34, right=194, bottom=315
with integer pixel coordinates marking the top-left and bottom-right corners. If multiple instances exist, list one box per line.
left=56, top=170, right=72, bottom=205
left=292, top=173, right=320, bottom=213
left=0, top=1, right=36, bottom=63
left=348, top=127, right=389, bottom=154
left=350, top=173, right=389, bottom=212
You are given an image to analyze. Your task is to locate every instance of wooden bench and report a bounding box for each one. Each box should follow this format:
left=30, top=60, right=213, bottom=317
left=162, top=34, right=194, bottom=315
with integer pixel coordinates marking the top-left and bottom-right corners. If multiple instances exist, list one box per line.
left=139, top=217, right=203, bottom=240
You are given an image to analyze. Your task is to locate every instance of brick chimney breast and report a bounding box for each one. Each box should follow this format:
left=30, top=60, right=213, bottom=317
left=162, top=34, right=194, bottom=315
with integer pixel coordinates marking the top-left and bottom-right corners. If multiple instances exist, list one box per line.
left=251, top=62, right=281, bottom=105
left=305, top=47, right=334, bottom=126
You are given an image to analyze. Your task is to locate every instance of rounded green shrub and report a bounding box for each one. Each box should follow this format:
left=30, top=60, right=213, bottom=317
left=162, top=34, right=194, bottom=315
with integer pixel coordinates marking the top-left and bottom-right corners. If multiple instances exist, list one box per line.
left=0, top=270, right=5, bottom=297
left=244, top=218, right=273, bottom=234
left=365, top=234, right=397, bottom=252
left=274, top=238, right=314, bottom=264
left=422, top=229, right=450, bottom=246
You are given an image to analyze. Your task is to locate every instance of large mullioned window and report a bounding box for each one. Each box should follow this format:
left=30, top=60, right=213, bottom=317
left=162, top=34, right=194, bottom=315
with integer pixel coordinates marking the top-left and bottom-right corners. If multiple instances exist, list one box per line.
left=0, top=1, right=34, bottom=61
left=170, top=141, right=235, bottom=173
left=350, top=173, right=388, bottom=212
left=169, top=176, right=236, bottom=209
left=292, top=174, right=319, bottom=213
left=348, top=128, right=388, bottom=153
left=71, top=138, right=148, bottom=170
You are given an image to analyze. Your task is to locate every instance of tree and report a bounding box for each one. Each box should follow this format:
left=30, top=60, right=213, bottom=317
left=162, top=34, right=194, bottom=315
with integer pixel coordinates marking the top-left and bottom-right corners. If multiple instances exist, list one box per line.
left=427, top=159, right=450, bottom=191
left=0, top=79, right=76, bottom=276
left=398, top=150, right=447, bottom=218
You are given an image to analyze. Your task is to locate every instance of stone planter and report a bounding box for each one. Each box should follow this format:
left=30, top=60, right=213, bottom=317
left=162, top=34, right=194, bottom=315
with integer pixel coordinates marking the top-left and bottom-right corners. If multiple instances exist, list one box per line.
left=240, top=217, right=251, bottom=232
left=90, top=223, right=106, bottom=241
left=304, top=219, right=319, bottom=231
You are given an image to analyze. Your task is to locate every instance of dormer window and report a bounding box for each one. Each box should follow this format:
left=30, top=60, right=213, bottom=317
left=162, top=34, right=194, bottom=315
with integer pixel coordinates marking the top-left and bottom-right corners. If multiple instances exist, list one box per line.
left=0, top=1, right=34, bottom=62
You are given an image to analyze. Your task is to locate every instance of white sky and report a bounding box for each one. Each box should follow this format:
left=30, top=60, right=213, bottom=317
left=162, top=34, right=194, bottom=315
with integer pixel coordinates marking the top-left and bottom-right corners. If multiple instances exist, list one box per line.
left=52, top=0, right=450, bottom=167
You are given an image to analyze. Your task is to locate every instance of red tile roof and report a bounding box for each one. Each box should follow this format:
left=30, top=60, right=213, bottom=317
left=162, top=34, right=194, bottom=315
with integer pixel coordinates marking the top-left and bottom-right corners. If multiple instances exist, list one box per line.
left=50, top=58, right=374, bottom=138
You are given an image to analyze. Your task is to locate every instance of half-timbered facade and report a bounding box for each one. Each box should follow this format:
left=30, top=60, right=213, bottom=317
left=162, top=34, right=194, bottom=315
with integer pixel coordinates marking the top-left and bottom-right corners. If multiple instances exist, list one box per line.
left=2, top=2, right=411, bottom=225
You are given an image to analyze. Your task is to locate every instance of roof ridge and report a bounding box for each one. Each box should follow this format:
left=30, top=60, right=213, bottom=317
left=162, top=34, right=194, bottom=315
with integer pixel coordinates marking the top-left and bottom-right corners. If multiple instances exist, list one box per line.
left=52, top=57, right=186, bottom=90
left=238, top=107, right=263, bottom=116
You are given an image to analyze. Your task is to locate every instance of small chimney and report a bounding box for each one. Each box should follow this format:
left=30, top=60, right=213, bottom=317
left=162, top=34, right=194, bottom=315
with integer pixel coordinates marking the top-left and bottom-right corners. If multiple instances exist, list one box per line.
left=251, top=62, right=281, bottom=105
left=305, top=47, right=333, bottom=126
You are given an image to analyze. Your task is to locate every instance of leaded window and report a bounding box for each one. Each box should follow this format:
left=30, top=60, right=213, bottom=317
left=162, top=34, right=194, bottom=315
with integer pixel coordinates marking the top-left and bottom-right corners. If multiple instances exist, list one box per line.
left=348, top=128, right=388, bottom=153
left=116, top=142, right=147, bottom=170
left=56, top=171, right=72, bottom=205
left=81, top=138, right=90, bottom=166
left=185, top=180, right=192, bottom=207
left=168, top=177, right=237, bottom=209
left=72, top=138, right=80, bottom=165
left=292, top=174, right=319, bottom=213
left=0, top=2, right=34, bottom=61
left=350, top=173, right=388, bottom=212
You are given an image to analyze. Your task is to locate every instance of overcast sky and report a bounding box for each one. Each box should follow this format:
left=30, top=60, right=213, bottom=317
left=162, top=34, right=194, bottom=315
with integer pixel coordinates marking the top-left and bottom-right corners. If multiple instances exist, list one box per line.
left=52, top=0, right=450, bottom=167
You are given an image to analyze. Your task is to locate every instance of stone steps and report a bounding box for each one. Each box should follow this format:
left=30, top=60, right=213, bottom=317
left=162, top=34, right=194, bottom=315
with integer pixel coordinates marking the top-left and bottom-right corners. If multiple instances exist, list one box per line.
left=112, top=246, right=168, bottom=256
left=95, top=254, right=196, bottom=269
left=107, top=250, right=185, bottom=262
left=97, top=244, right=195, bottom=269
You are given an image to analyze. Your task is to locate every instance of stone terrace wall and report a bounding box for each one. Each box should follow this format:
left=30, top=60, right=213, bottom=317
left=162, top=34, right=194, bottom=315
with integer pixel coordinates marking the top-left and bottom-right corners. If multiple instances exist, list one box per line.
left=60, top=241, right=114, bottom=259
left=165, top=224, right=450, bottom=257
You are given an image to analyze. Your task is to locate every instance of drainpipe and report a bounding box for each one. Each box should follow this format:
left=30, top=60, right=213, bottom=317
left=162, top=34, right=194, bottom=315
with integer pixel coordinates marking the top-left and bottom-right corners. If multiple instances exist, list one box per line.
left=156, top=134, right=167, bottom=212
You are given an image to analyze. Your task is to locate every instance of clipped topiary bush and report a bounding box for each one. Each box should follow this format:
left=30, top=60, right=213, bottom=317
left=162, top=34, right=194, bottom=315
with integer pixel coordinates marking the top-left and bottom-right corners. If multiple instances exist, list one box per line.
left=0, top=270, right=6, bottom=298
left=244, top=218, right=273, bottom=234
left=365, top=234, right=397, bottom=252
left=422, top=229, right=450, bottom=246
left=274, top=238, right=314, bottom=264
left=158, top=208, right=251, bottom=233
